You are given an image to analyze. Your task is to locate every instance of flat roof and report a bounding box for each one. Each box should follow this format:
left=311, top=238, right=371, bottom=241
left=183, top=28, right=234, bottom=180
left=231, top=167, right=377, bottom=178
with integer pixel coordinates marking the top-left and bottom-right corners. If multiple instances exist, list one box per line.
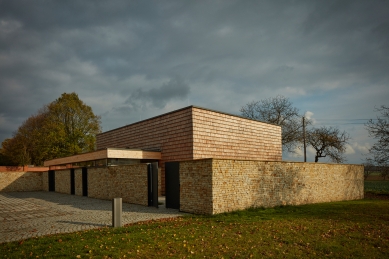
left=98, top=105, right=279, bottom=136
left=43, top=148, right=161, bottom=167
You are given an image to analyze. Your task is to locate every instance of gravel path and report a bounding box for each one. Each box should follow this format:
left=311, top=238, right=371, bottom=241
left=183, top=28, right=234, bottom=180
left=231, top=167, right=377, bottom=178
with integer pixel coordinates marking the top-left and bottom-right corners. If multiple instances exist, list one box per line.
left=0, top=192, right=183, bottom=243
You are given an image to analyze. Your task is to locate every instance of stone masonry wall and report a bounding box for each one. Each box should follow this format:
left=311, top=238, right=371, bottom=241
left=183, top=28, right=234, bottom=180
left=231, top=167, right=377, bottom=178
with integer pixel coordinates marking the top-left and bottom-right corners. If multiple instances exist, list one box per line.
left=42, top=171, right=49, bottom=191
left=180, top=159, right=213, bottom=214
left=0, top=172, right=43, bottom=192
left=179, top=159, right=364, bottom=215
left=88, top=164, right=148, bottom=206
left=74, top=168, right=83, bottom=196
left=54, top=169, right=71, bottom=194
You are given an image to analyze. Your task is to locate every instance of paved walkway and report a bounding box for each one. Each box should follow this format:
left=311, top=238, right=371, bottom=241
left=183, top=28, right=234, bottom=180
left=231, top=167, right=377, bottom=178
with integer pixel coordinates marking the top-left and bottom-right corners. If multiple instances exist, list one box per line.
left=0, top=192, right=183, bottom=243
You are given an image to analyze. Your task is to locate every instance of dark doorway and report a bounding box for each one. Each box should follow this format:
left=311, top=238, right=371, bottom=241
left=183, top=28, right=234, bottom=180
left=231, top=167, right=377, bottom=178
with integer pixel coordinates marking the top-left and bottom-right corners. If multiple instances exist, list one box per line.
left=147, top=162, right=159, bottom=208
left=70, top=169, right=75, bottom=195
left=48, top=170, right=55, bottom=192
left=82, top=167, right=88, bottom=196
left=165, top=162, right=180, bottom=209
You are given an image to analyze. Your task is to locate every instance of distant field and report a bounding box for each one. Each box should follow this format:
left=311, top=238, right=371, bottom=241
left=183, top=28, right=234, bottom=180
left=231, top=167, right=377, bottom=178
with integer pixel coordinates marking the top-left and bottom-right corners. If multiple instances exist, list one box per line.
left=365, top=175, right=388, bottom=181
left=365, top=181, right=389, bottom=194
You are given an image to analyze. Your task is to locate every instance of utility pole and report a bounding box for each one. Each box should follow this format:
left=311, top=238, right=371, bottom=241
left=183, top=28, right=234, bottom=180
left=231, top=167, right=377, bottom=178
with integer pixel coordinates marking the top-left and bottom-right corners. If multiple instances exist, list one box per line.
left=303, top=116, right=306, bottom=162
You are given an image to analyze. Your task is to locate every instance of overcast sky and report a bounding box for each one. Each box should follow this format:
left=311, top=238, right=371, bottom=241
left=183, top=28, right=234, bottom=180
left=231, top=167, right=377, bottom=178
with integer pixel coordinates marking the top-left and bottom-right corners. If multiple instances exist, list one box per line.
left=1, top=0, right=388, bottom=164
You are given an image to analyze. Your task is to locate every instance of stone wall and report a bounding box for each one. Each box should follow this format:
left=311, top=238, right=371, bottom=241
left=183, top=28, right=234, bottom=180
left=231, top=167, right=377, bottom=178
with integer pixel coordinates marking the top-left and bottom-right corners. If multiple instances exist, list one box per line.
left=42, top=171, right=49, bottom=191
left=74, top=168, right=83, bottom=196
left=54, top=169, right=71, bottom=194
left=0, top=165, right=152, bottom=208
left=179, top=159, right=364, bottom=214
left=180, top=159, right=213, bottom=214
left=0, top=172, right=43, bottom=192
left=87, top=164, right=149, bottom=206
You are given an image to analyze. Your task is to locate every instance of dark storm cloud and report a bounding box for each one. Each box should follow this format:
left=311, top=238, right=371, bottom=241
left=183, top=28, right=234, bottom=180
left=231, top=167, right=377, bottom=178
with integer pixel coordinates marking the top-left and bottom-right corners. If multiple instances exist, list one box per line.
left=0, top=0, right=388, bottom=163
left=0, top=0, right=143, bottom=30
left=123, top=77, right=190, bottom=110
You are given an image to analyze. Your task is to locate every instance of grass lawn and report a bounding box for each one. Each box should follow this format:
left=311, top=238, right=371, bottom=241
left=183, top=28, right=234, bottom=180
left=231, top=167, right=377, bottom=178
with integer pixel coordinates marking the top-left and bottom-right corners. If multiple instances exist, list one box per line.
left=365, top=180, right=389, bottom=194
left=1, top=195, right=389, bottom=259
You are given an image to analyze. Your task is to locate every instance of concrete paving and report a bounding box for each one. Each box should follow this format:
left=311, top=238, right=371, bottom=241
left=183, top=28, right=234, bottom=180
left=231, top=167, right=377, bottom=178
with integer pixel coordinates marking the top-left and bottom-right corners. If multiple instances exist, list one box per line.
left=0, top=192, right=183, bottom=243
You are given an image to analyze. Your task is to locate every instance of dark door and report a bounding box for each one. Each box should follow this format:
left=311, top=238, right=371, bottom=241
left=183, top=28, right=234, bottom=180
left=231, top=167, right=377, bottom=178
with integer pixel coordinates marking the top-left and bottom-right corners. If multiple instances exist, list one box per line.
left=148, top=162, right=159, bottom=208
left=82, top=167, right=88, bottom=196
left=48, top=170, right=55, bottom=192
left=165, top=162, right=180, bottom=209
left=70, top=169, right=75, bottom=195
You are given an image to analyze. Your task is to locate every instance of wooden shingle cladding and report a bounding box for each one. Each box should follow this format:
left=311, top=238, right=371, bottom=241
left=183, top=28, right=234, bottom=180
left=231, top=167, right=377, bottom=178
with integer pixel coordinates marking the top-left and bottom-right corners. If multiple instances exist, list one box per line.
left=97, top=107, right=194, bottom=161
left=96, top=106, right=282, bottom=195
left=192, top=108, right=282, bottom=161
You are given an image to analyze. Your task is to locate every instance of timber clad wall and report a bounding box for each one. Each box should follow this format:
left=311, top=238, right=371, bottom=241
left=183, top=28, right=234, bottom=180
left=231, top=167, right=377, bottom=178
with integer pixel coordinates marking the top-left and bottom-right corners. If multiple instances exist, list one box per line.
left=55, top=170, right=71, bottom=194
left=87, top=165, right=148, bottom=206
left=192, top=108, right=281, bottom=161
left=179, top=159, right=364, bottom=215
left=96, top=106, right=282, bottom=194
left=0, top=172, right=43, bottom=192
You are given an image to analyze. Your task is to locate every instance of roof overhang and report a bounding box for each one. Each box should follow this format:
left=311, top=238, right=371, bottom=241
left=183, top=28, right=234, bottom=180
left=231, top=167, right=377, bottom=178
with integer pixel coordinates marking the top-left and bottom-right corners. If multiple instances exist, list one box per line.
left=43, top=148, right=161, bottom=167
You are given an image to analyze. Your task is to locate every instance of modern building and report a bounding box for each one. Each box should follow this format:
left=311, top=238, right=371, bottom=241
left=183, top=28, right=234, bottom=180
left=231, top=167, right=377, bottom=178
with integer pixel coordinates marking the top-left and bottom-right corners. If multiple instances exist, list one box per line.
left=9, top=106, right=363, bottom=215
left=96, top=106, right=282, bottom=194
left=44, top=105, right=282, bottom=194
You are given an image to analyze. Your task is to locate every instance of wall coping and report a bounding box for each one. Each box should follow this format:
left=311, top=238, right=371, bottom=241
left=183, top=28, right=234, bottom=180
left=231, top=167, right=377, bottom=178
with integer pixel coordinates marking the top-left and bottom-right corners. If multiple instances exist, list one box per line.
left=0, top=166, right=49, bottom=172
left=179, top=158, right=364, bottom=167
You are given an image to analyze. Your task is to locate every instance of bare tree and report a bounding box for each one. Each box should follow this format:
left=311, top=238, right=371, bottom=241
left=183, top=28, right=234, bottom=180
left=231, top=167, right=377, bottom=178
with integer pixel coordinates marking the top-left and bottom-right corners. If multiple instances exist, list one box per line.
left=365, top=105, right=389, bottom=167
left=307, top=126, right=350, bottom=163
left=240, top=95, right=307, bottom=153
left=363, top=162, right=376, bottom=180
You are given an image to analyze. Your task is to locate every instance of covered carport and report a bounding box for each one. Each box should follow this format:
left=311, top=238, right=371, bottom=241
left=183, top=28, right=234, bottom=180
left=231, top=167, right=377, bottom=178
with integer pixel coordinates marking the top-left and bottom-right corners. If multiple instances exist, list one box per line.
left=43, top=148, right=161, bottom=208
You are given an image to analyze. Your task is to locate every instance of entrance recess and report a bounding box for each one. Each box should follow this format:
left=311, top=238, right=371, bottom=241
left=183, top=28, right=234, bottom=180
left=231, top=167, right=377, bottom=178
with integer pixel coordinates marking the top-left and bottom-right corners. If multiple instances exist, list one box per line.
left=48, top=170, right=55, bottom=192
left=70, top=169, right=75, bottom=195
left=147, top=162, right=159, bottom=208
left=165, top=162, right=180, bottom=209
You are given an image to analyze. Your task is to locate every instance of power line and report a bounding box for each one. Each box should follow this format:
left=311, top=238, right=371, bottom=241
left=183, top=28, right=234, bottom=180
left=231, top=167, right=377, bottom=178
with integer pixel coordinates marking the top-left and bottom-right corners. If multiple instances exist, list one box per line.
left=313, top=118, right=378, bottom=122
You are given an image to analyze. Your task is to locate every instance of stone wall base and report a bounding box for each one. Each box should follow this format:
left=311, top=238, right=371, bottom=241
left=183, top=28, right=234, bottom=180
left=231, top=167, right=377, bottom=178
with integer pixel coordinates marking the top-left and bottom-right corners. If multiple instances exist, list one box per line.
left=179, top=159, right=364, bottom=215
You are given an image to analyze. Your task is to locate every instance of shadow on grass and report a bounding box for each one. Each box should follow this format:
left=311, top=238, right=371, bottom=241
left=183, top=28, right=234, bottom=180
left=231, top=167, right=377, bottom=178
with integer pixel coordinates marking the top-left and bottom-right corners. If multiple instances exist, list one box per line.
left=192, top=197, right=389, bottom=224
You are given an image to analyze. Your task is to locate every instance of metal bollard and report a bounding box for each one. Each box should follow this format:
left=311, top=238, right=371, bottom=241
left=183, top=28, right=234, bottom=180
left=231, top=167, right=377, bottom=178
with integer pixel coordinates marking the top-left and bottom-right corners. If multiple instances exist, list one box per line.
left=112, top=198, right=122, bottom=227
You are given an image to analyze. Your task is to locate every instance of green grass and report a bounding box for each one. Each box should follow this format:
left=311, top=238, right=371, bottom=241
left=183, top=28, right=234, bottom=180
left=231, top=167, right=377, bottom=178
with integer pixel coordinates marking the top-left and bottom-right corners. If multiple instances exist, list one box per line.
left=365, top=180, right=389, bottom=194
left=1, top=199, right=389, bottom=258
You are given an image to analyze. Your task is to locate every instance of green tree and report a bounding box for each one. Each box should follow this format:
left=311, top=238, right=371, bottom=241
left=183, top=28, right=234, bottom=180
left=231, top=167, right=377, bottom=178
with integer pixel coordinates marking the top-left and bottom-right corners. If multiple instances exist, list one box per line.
left=1, top=137, right=31, bottom=166
left=1, top=92, right=101, bottom=166
left=47, top=92, right=102, bottom=156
